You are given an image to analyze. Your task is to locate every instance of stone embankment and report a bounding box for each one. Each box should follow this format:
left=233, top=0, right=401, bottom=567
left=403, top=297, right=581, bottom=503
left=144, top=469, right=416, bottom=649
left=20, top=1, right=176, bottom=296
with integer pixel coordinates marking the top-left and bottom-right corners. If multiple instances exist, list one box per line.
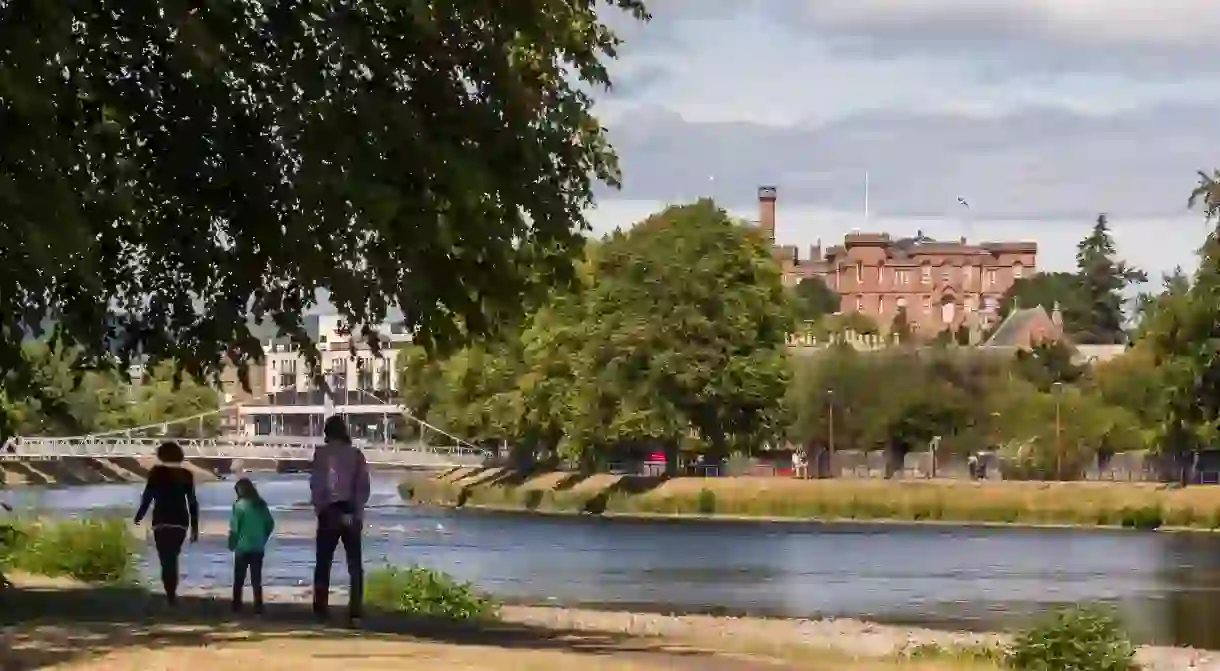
left=0, top=457, right=218, bottom=486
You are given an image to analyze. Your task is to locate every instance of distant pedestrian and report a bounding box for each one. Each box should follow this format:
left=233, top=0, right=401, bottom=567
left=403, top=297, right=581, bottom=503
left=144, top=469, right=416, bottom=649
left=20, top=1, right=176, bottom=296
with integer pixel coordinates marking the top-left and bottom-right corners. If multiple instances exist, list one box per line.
left=228, top=477, right=275, bottom=614
left=133, top=441, right=199, bottom=606
left=310, top=415, right=371, bottom=626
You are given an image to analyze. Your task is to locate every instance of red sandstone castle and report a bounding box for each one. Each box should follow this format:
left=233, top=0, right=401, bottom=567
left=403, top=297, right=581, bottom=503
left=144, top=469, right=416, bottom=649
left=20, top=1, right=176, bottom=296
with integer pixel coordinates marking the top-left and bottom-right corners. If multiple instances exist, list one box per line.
left=756, top=186, right=1038, bottom=336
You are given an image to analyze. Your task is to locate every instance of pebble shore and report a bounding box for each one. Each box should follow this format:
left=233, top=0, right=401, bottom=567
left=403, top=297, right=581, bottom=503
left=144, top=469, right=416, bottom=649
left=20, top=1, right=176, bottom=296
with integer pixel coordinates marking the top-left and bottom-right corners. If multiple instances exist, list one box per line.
left=181, top=584, right=1218, bottom=671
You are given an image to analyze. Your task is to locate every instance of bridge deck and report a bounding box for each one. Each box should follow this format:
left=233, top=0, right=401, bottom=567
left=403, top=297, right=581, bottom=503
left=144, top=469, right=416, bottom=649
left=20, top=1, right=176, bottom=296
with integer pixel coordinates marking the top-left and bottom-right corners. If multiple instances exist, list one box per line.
left=1, top=436, right=487, bottom=468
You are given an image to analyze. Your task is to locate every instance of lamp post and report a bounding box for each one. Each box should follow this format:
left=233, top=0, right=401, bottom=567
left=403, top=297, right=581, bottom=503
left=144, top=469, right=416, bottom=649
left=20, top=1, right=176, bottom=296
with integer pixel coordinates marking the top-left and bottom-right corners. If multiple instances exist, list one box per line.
left=827, top=389, right=836, bottom=478
left=1051, top=381, right=1064, bottom=480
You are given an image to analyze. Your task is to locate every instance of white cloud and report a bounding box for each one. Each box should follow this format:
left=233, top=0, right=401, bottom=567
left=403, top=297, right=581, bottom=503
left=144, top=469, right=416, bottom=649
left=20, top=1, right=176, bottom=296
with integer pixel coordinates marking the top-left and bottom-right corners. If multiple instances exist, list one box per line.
left=793, top=0, right=1220, bottom=50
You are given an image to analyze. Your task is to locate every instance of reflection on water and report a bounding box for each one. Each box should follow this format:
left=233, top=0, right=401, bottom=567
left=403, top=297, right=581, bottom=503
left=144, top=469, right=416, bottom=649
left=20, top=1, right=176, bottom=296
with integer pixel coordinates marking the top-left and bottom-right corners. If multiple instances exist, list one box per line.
left=11, top=474, right=1220, bottom=648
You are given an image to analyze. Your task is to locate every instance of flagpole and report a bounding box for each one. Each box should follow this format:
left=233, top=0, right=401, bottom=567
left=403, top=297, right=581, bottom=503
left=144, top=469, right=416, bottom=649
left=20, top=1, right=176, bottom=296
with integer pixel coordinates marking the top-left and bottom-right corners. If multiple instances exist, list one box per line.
left=864, top=170, right=870, bottom=220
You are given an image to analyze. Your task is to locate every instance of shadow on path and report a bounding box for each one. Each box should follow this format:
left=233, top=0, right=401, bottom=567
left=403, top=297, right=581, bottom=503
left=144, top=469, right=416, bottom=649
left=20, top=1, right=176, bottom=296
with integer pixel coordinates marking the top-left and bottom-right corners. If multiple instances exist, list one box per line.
left=0, top=582, right=789, bottom=670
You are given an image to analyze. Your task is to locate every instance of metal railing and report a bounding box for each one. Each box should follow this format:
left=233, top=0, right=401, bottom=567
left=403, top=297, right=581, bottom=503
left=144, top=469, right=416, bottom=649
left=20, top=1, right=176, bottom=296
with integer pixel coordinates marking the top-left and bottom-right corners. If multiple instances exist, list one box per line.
left=0, top=435, right=488, bottom=466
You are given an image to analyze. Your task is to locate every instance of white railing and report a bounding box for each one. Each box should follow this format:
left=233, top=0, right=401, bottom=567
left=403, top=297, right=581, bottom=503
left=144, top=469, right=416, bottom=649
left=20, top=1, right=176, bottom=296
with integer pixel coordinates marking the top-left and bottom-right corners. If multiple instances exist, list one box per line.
left=0, top=435, right=489, bottom=467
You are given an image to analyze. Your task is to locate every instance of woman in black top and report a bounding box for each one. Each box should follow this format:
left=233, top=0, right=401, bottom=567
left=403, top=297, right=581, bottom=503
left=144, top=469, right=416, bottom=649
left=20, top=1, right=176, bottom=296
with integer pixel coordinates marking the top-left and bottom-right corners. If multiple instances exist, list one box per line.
left=134, top=441, right=200, bottom=605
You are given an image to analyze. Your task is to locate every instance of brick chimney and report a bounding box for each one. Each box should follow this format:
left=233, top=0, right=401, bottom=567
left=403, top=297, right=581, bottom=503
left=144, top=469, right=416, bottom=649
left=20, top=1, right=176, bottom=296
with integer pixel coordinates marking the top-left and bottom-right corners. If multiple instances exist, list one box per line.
left=758, top=186, right=777, bottom=244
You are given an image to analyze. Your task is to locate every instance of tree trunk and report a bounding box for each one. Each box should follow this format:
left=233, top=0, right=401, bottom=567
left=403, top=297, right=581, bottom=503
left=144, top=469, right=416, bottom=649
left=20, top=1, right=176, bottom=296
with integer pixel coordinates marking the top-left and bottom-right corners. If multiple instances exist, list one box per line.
left=664, top=441, right=679, bottom=477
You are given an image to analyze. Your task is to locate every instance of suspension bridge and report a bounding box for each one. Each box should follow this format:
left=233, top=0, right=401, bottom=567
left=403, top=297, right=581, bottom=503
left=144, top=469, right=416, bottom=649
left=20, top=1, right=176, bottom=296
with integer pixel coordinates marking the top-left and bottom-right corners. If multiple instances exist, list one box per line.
left=0, top=395, right=491, bottom=469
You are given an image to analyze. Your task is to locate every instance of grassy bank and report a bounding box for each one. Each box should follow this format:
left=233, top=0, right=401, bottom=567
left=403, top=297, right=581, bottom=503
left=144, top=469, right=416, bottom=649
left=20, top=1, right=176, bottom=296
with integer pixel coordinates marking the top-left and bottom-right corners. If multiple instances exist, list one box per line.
left=400, top=468, right=1220, bottom=530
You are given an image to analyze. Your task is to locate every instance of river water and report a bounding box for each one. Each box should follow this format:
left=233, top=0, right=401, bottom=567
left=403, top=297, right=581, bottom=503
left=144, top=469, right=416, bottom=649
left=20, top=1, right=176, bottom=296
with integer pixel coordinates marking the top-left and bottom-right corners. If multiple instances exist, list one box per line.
left=9, top=473, right=1220, bottom=649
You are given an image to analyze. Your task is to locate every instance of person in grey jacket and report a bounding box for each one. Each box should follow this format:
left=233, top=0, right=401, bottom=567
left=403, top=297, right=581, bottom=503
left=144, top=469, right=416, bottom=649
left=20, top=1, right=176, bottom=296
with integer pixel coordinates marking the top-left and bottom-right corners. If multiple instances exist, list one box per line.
left=309, top=415, right=371, bottom=625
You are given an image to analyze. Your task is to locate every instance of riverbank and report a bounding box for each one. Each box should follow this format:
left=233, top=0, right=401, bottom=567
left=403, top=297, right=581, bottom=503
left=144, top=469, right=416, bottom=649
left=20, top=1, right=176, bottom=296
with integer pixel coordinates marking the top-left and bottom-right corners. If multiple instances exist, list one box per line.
left=1, top=573, right=1210, bottom=670
left=400, top=468, right=1220, bottom=531
left=1, top=457, right=219, bottom=487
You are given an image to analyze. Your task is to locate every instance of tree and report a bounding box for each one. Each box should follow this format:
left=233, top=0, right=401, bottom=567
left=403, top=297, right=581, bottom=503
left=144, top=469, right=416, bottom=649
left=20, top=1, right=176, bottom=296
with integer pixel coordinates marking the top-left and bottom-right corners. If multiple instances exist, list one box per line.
left=564, top=201, right=793, bottom=472
left=0, top=1, right=649, bottom=440
left=1142, top=170, right=1220, bottom=476
left=1013, top=341, right=1084, bottom=392
left=1074, top=214, right=1146, bottom=344
left=891, top=307, right=914, bottom=343
left=1134, top=266, right=1189, bottom=334
left=996, top=272, right=1086, bottom=328
left=791, top=277, right=841, bottom=323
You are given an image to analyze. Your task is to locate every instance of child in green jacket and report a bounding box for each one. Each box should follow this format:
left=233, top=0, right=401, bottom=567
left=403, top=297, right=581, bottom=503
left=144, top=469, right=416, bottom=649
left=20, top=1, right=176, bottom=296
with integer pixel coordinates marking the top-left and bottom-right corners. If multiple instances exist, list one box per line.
left=228, top=478, right=275, bottom=614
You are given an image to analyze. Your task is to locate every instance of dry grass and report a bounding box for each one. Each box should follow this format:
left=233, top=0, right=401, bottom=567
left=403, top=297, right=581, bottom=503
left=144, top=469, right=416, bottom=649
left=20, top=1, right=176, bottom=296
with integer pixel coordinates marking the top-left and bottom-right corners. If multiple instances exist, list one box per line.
left=406, top=468, right=1220, bottom=529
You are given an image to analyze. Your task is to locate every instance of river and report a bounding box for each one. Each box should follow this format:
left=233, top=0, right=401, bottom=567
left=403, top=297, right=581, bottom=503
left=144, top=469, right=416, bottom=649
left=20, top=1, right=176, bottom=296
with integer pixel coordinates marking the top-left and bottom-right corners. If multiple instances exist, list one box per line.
left=8, top=473, right=1220, bottom=649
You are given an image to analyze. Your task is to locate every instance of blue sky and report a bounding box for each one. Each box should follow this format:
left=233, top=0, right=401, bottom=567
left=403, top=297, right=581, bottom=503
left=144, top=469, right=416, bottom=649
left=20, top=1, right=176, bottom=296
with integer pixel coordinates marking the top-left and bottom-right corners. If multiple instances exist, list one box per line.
left=583, top=0, right=1220, bottom=279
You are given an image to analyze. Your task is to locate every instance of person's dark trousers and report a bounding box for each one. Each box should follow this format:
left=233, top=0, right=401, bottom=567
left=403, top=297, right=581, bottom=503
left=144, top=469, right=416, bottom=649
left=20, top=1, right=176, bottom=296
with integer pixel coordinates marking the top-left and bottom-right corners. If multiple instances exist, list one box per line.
left=313, top=502, right=363, bottom=621
left=232, top=551, right=265, bottom=613
left=152, top=526, right=187, bottom=604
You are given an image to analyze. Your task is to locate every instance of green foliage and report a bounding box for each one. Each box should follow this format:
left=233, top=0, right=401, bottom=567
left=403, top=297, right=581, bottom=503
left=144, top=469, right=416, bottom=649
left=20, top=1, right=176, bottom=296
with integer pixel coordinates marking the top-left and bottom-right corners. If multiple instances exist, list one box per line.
left=365, top=565, right=500, bottom=622
left=898, top=642, right=1006, bottom=664
left=790, top=277, right=840, bottom=322
left=399, top=200, right=793, bottom=469
left=0, top=0, right=648, bottom=439
left=996, top=272, right=1085, bottom=331
left=1141, top=172, right=1220, bottom=458
left=13, top=518, right=136, bottom=584
left=890, top=307, right=913, bottom=343
left=3, top=344, right=220, bottom=440
left=1074, top=214, right=1147, bottom=345
left=1007, top=607, right=1137, bottom=671
left=695, top=488, right=717, bottom=514
left=996, top=216, right=1142, bottom=346
left=788, top=348, right=998, bottom=455
left=1013, top=341, right=1084, bottom=391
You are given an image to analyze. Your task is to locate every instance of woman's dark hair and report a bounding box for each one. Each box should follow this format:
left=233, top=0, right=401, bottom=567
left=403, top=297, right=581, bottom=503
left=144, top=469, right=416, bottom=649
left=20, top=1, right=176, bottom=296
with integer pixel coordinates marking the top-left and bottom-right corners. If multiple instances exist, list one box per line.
left=156, top=441, right=185, bottom=464
left=323, top=415, right=350, bottom=442
left=234, top=478, right=267, bottom=509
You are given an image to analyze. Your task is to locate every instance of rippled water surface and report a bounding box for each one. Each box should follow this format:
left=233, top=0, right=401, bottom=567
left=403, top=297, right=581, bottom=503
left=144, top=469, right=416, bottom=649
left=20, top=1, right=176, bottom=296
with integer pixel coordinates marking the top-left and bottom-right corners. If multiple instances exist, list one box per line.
left=10, top=473, right=1220, bottom=648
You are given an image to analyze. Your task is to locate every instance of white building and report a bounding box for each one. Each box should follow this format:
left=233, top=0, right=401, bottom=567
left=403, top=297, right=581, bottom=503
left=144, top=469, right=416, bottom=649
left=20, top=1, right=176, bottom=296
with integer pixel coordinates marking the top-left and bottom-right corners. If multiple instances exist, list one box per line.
left=235, top=314, right=413, bottom=440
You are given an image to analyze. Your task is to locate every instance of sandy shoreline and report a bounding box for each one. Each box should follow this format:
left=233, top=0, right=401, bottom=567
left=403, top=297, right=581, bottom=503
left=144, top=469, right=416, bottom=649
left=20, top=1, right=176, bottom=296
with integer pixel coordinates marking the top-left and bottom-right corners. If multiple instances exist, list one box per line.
left=3, top=574, right=1214, bottom=670
left=169, top=583, right=1213, bottom=671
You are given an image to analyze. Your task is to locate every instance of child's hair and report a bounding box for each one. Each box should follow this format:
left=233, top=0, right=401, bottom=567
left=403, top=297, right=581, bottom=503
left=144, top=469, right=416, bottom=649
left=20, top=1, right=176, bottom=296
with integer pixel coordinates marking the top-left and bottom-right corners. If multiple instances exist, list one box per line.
left=234, top=477, right=268, bottom=510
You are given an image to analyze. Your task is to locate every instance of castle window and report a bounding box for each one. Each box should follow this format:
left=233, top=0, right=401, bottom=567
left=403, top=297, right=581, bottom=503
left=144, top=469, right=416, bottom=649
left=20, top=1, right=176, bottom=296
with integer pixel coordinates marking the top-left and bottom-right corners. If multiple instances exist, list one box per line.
left=1013, top=262, right=1024, bottom=279
left=855, top=295, right=864, bottom=312
left=921, top=264, right=931, bottom=284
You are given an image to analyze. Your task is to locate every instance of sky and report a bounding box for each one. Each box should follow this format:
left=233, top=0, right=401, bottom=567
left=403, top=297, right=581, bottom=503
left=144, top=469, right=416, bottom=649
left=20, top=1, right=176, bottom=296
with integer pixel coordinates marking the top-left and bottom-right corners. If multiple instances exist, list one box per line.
left=583, top=0, right=1220, bottom=280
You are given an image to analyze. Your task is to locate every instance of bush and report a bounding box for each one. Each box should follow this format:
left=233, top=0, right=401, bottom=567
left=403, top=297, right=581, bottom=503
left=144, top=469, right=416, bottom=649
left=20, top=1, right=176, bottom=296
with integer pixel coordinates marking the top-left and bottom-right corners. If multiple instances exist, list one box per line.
left=365, top=565, right=500, bottom=622
left=15, top=518, right=135, bottom=583
left=1007, top=606, right=1138, bottom=671
left=1118, top=505, right=1162, bottom=530
left=695, top=488, right=716, bottom=514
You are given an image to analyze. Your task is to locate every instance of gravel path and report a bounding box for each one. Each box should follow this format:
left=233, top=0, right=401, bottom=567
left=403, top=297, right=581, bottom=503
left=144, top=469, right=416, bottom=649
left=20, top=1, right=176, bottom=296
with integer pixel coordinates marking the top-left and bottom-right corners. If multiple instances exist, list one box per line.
left=183, top=585, right=1218, bottom=670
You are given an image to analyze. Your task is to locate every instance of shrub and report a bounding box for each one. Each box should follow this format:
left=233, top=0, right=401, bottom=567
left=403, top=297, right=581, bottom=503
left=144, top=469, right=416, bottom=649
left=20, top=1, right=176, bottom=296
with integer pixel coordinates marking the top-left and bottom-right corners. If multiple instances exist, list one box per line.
left=1118, top=505, right=1162, bottom=530
left=695, top=488, right=716, bottom=514
left=16, top=518, right=135, bottom=583
left=365, top=565, right=500, bottom=622
left=899, top=642, right=1005, bottom=664
left=1007, top=606, right=1138, bottom=671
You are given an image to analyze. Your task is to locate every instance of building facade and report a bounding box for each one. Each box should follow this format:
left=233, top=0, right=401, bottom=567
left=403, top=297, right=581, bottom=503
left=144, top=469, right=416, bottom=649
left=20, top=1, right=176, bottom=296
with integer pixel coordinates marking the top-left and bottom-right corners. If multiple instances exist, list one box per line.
left=230, top=314, right=412, bottom=439
left=759, top=186, right=1038, bottom=335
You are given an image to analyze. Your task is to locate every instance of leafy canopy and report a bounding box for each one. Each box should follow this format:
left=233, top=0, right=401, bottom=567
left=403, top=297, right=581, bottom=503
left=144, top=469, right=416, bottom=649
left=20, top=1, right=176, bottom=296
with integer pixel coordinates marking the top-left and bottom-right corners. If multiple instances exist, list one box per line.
left=398, top=200, right=794, bottom=469
left=0, top=0, right=648, bottom=436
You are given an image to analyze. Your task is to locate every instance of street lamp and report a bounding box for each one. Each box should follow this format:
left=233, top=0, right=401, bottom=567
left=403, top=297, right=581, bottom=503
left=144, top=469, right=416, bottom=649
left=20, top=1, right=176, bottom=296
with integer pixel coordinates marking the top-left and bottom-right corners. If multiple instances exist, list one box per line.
left=826, top=389, right=836, bottom=477
left=1051, top=381, right=1064, bottom=480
